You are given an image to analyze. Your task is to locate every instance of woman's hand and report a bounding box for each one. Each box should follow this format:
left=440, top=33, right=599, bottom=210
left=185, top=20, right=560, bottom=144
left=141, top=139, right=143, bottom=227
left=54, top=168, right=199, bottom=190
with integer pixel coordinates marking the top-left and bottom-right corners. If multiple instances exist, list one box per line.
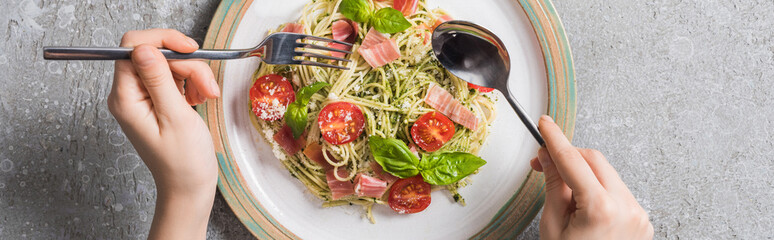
left=108, top=29, right=220, bottom=240
left=530, top=116, right=654, bottom=240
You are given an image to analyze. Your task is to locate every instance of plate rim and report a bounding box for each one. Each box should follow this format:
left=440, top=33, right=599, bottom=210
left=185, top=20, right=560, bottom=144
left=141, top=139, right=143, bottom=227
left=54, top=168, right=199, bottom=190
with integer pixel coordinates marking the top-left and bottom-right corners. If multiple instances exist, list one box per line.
left=197, top=0, right=576, bottom=238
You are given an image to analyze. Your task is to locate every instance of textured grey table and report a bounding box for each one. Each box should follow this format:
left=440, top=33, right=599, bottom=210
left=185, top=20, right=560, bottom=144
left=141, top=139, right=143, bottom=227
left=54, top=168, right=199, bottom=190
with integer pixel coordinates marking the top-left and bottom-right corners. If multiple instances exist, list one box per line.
left=1, top=0, right=772, bottom=239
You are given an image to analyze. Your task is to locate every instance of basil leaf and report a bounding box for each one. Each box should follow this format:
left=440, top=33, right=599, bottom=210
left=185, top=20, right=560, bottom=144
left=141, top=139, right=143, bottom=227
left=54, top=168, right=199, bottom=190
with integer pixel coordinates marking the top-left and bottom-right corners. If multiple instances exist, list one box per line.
left=418, top=152, right=487, bottom=185
left=368, top=136, right=420, bottom=178
left=340, top=0, right=371, bottom=23
left=285, top=102, right=308, bottom=139
left=283, top=82, right=330, bottom=139
left=296, top=82, right=330, bottom=105
left=371, top=7, right=411, bottom=34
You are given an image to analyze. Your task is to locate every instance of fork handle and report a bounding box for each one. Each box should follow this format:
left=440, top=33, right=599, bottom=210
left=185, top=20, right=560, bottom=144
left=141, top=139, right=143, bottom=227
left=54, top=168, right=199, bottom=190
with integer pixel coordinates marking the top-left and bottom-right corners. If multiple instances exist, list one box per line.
left=43, top=47, right=252, bottom=60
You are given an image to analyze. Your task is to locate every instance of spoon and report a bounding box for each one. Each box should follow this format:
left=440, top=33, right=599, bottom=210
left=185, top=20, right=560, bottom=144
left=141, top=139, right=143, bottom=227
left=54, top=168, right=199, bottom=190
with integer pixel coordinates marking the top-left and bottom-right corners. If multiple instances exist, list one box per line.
left=432, top=20, right=545, bottom=146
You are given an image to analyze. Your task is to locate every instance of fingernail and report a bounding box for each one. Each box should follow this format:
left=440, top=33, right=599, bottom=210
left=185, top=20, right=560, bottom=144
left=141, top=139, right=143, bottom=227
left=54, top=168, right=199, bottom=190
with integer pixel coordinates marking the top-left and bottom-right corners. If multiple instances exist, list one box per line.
left=133, top=46, right=157, bottom=67
left=209, top=79, right=221, bottom=97
left=541, top=115, right=554, bottom=123
left=537, top=147, right=553, bottom=168
left=198, top=93, right=207, bottom=103
left=186, top=37, right=199, bottom=48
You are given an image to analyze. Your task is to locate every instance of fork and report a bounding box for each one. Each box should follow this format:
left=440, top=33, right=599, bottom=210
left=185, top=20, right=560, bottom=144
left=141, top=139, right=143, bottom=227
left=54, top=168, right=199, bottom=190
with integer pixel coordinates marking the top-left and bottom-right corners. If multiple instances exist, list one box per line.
left=43, top=33, right=353, bottom=70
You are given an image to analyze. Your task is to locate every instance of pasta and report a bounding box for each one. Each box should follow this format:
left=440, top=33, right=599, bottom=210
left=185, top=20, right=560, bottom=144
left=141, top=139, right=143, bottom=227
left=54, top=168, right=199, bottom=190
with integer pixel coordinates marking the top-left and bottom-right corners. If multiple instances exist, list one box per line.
left=249, top=0, right=496, bottom=223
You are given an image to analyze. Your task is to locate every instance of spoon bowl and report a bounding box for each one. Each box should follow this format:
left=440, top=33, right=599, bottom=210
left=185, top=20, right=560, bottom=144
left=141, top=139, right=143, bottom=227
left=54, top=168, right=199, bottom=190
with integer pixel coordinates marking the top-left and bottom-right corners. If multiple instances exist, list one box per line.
left=432, top=20, right=545, bottom=145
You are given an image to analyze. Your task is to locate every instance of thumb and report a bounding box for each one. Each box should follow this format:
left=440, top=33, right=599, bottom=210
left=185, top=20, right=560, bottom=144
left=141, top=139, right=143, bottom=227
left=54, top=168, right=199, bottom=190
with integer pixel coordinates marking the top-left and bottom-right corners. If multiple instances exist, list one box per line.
left=132, top=44, right=187, bottom=119
left=538, top=147, right=572, bottom=237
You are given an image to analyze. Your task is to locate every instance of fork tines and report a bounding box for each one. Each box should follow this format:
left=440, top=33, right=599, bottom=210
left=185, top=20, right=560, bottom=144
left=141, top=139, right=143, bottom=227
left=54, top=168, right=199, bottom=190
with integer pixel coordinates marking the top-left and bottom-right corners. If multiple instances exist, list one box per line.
left=301, top=35, right=354, bottom=47
left=299, top=60, right=349, bottom=70
left=297, top=51, right=351, bottom=63
left=294, top=34, right=353, bottom=70
left=299, top=43, right=353, bottom=55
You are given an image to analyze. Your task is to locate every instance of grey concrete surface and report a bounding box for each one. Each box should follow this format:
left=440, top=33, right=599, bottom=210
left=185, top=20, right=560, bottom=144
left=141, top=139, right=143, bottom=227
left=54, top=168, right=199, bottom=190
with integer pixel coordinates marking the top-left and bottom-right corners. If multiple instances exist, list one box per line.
left=0, top=0, right=771, bottom=239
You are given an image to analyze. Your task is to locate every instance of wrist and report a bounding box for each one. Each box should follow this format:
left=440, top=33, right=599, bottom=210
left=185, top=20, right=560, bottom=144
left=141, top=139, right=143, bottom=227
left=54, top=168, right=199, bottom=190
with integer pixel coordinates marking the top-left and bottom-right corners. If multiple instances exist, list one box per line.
left=155, top=171, right=217, bottom=191
left=148, top=156, right=219, bottom=198
left=149, top=181, right=216, bottom=240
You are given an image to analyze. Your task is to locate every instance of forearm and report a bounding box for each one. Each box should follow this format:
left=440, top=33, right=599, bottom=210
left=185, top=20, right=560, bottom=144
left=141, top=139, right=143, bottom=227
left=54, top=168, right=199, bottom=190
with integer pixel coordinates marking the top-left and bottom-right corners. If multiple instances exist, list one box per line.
left=148, top=185, right=216, bottom=240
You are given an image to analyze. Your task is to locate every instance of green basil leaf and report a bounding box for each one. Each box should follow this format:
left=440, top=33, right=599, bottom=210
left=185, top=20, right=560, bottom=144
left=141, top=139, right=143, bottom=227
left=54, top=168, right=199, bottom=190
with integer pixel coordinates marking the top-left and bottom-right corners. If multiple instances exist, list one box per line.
left=283, top=81, right=330, bottom=139
left=285, top=102, right=308, bottom=139
left=418, top=152, right=487, bottom=185
left=296, top=82, right=330, bottom=105
left=340, top=0, right=372, bottom=23
left=368, top=136, right=420, bottom=178
left=371, top=7, right=411, bottom=34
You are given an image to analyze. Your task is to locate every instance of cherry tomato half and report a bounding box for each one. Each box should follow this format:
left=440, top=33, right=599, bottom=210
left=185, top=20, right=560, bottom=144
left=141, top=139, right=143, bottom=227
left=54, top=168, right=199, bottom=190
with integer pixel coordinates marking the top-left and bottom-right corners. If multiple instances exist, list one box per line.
left=317, top=102, right=365, bottom=145
left=467, top=82, right=495, bottom=93
left=388, top=175, right=432, bottom=214
left=411, top=111, right=455, bottom=152
left=250, top=74, right=295, bottom=121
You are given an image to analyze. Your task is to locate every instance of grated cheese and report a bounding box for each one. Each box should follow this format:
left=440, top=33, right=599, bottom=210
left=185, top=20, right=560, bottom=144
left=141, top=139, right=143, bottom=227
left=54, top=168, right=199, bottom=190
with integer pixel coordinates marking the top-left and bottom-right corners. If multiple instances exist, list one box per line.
left=272, top=143, right=287, bottom=160
left=262, top=128, right=286, bottom=160
left=253, top=99, right=287, bottom=120
left=400, top=100, right=411, bottom=109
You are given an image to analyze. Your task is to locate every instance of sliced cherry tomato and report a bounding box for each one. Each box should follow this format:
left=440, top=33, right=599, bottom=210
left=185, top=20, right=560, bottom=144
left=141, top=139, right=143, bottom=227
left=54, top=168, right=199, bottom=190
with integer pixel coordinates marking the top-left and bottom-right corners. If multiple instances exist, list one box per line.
left=388, top=175, right=432, bottom=214
left=317, top=102, right=365, bottom=145
left=467, top=82, right=495, bottom=93
left=411, top=111, right=455, bottom=152
left=250, top=74, right=295, bottom=121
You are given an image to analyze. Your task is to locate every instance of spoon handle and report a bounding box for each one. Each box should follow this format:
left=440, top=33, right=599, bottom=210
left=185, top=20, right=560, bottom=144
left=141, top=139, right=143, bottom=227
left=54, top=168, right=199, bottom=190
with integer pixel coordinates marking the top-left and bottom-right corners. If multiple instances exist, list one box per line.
left=503, top=91, right=546, bottom=146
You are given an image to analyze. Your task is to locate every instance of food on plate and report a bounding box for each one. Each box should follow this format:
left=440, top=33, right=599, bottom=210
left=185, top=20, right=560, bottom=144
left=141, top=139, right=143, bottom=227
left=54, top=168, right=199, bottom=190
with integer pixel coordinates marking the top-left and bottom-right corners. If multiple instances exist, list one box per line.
left=410, top=111, right=455, bottom=152
left=249, top=0, right=497, bottom=223
left=318, top=101, right=366, bottom=145
left=250, top=74, right=295, bottom=121
left=388, top=175, right=431, bottom=214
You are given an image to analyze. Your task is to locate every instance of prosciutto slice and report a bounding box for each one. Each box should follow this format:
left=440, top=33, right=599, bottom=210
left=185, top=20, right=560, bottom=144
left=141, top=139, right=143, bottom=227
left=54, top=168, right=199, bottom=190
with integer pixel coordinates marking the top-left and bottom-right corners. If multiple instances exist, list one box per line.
left=326, top=169, right=355, bottom=200
left=273, top=125, right=307, bottom=155
left=357, top=28, right=401, bottom=68
left=370, top=160, right=399, bottom=184
left=281, top=23, right=304, bottom=34
left=423, top=84, right=480, bottom=130
left=415, top=15, right=452, bottom=44
left=432, top=15, right=453, bottom=29
left=354, top=174, right=388, bottom=198
left=302, top=142, right=340, bottom=170
left=393, top=0, right=419, bottom=16
left=329, top=19, right=359, bottom=58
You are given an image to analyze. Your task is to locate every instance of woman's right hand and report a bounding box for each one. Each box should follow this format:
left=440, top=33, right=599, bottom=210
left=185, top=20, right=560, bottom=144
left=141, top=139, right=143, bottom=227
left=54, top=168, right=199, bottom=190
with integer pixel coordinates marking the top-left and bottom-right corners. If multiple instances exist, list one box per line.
left=108, top=29, right=219, bottom=239
left=530, top=115, right=654, bottom=240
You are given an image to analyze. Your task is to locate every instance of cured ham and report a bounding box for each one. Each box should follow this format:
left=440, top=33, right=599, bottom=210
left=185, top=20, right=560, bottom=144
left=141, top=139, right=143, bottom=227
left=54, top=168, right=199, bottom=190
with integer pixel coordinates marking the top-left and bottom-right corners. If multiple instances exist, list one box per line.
left=354, top=174, right=388, bottom=198
left=360, top=28, right=388, bottom=49
left=415, top=23, right=432, bottom=44
left=303, top=142, right=339, bottom=170
left=332, top=20, right=359, bottom=43
left=326, top=169, right=355, bottom=200
left=393, top=0, right=419, bottom=16
left=432, top=15, right=453, bottom=29
left=370, top=160, right=399, bottom=184
left=273, top=125, right=307, bottom=155
left=281, top=23, right=304, bottom=34
left=357, top=28, right=401, bottom=68
left=423, top=84, right=480, bottom=130
left=329, top=20, right=359, bottom=58
left=415, top=15, right=452, bottom=44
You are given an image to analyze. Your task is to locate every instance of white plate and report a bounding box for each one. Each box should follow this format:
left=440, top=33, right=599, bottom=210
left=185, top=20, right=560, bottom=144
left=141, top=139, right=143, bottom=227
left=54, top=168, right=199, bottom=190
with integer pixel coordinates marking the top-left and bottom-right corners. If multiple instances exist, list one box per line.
left=202, top=0, right=571, bottom=238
